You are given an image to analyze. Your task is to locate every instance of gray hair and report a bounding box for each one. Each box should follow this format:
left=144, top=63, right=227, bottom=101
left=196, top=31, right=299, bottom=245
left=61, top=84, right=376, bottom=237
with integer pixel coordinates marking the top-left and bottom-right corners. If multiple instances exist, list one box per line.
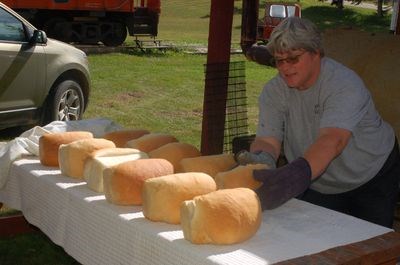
left=266, top=17, right=324, bottom=56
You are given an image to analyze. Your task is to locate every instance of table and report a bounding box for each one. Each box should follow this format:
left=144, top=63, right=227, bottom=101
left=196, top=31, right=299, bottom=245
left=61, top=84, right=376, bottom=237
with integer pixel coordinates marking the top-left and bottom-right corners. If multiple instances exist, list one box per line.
left=1, top=157, right=400, bottom=265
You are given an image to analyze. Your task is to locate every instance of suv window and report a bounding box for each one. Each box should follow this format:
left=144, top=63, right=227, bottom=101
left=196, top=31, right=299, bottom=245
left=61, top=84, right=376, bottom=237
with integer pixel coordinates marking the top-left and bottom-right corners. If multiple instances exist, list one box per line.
left=0, top=8, right=25, bottom=42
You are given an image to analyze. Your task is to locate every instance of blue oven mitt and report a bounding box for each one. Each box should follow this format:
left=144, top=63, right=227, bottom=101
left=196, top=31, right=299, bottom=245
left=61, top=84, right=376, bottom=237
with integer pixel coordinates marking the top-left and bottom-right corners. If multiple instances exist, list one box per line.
left=235, top=150, right=276, bottom=169
left=253, top=157, right=312, bottom=210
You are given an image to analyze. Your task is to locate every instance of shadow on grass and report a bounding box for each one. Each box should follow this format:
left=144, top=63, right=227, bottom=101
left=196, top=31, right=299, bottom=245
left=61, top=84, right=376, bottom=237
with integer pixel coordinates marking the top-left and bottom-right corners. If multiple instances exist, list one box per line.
left=302, top=5, right=391, bottom=32
left=122, top=47, right=183, bottom=57
left=233, top=4, right=390, bottom=33
left=0, top=126, right=27, bottom=142
left=0, top=232, right=80, bottom=265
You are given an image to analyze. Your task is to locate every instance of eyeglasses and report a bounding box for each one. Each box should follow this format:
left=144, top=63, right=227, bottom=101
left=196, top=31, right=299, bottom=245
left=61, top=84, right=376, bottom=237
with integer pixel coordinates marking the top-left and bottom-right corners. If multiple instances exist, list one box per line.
left=273, top=51, right=306, bottom=67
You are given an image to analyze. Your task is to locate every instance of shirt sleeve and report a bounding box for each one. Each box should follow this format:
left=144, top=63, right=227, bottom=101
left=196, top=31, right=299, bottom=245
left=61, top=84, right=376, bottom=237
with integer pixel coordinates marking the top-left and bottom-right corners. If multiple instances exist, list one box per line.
left=256, top=77, right=287, bottom=141
left=319, top=67, right=371, bottom=132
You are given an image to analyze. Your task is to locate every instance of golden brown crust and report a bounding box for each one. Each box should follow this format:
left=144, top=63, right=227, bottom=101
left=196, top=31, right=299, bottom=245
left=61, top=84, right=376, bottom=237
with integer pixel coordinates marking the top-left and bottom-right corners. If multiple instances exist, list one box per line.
left=142, top=172, right=216, bottom=224
left=148, top=142, right=201, bottom=173
left=215, top=164, right=268, bottom=190
left=181, top=188, right=262, bottom=245
left=179, top=153, right=237, bottom=178
left=58, top=138, right=116, bottom=179
left=125, top=133, right=178, bottom=153
left=103, top=158, right=174, bottom=205
left=84, top=148, right=148, bottom=192
left=88, top=147, right=143, bottom=158
left=39, top=131, right=93, bottom=167
left=103, top=129, right=150, bottom=147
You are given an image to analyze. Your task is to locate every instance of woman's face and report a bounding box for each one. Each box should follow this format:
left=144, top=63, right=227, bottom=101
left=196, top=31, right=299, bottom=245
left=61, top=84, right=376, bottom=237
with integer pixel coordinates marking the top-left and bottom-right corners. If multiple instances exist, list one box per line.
left=274, top=49, right=321, bottom=90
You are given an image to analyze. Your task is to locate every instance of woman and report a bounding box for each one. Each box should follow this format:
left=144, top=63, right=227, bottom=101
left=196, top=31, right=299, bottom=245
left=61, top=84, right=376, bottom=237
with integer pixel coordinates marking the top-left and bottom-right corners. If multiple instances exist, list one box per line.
left=238, top=17, right=400, bottom=228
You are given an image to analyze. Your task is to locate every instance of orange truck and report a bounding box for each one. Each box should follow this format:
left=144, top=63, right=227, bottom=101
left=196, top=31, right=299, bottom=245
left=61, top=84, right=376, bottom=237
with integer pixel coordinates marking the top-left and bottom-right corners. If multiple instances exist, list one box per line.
left=257, top=2, right=301, bottom=42
left=2, top=0, right=161, bottom=46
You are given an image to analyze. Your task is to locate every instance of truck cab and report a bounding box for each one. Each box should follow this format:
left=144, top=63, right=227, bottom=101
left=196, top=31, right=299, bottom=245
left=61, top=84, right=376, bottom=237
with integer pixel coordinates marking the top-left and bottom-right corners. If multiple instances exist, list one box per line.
left=257, top=2, right=301, bottom=42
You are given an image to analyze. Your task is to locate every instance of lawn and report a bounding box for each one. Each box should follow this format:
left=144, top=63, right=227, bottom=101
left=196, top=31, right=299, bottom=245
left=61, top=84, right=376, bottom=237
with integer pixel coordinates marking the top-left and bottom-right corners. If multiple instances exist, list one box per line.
left=84, top=51, right=272, bottom=148
left=0, top=0, right=394, bottom=264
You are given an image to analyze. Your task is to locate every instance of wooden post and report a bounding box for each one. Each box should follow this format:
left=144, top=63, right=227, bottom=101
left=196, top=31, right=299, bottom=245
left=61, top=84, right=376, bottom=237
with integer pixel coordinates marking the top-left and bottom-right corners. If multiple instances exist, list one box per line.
left=0, top=214, right=37, bottom=236
left=396, top=0, right=400, bottom=35
left=201, top=0, right=235, bottom=155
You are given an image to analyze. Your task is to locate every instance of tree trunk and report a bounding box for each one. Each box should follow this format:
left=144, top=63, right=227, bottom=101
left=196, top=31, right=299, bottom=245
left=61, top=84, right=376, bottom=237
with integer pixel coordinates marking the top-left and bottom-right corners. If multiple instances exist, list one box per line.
left=377, top=0, right=384, bottom=16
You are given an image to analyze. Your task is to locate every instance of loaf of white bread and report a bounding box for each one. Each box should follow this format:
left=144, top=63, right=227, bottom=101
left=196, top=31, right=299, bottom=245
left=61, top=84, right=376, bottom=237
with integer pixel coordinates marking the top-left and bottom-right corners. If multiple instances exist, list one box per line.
left=83, top=147, right=148, bottom=192
left=59, top=138, right=116, bottom=179
left=103, top=158, right=174, bottom=205
left=142, top=172, right=216, bottom=224
left=39, top=131, right=93, bottom=167
left=125, top=133, right=178, bottom=153
left=181, top=188, right=262, bottom=245
left=148, top=142, right=201, bottom=173
left=103, top=129, right=150, bottom=147
left=179, top=153, right=237, bottom=178
left=215, top=164, right=268, bottom=190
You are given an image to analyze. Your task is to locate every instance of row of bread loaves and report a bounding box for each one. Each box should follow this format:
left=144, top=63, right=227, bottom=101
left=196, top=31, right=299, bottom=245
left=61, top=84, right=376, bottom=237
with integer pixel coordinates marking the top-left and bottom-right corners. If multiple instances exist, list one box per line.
left=38, top=130, right=182, bottom=177
left=38, top=131, right=263, bottom=245
left=38, top=129, right=150, bottom=168
left=38, top=130, right=203, bottom=194
left=141, top=171, right=262, bottom=245
left=140, top=156, right=264, bottom=245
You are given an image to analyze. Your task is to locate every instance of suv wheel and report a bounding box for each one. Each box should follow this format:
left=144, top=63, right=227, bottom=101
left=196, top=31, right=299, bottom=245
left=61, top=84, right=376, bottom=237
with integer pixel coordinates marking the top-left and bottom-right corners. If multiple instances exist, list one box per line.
left=43, top=79, right=85, bottom=124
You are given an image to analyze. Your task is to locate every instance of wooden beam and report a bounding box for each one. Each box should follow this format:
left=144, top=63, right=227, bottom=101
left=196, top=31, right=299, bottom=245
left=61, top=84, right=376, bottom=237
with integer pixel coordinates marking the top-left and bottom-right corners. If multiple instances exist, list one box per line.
left=396, top=0, right=400, bottom=35
left=0, top=214, right=37, bottom=237
left=201, top=0, right=235, bottom=155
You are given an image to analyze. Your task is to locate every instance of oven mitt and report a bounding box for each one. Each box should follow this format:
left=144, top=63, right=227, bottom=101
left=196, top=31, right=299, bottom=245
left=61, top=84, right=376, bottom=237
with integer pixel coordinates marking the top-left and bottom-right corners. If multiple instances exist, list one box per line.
left=235, top=150, right=276, bottom=169
left=253, top=157, right=311, bottom=210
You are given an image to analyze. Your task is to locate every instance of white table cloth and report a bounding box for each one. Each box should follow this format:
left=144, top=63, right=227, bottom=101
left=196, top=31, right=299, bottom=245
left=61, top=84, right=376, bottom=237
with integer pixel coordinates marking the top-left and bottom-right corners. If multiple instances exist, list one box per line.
left=0, top=157, right=392, bottom=265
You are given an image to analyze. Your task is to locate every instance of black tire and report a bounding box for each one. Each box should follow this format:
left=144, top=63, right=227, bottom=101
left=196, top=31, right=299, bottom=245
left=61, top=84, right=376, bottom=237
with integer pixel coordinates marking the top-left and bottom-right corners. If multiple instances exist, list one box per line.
left=101, top=22, right=127, bottom=47
left=42, top=80, right=85, bottom=125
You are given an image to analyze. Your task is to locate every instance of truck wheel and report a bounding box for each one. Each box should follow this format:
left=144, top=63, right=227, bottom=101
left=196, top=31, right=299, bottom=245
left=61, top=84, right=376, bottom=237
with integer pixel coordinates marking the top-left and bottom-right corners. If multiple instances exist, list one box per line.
left=42, top=80, right=85, bottom=124
left=102, top=22, right=127, bottom=46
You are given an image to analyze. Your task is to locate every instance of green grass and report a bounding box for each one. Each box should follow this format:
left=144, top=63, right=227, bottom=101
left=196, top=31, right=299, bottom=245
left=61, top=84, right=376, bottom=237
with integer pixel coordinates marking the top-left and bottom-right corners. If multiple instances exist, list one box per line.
left=84, top=51, right=274, bottom=148
left=0, top=0, right=394, bottom=264
left=0, top=232, right=79, bottom=265
left=85, top=51, right=208, bottom=147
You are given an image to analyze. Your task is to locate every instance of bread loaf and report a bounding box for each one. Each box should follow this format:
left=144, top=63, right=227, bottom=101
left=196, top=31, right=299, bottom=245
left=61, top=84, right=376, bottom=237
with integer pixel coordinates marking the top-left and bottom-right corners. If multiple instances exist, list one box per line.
left=148, top=142, right=201, bottom=173
left=83, top=148, right=148, bottom=192
left=181, top=188, right=262, bottom=245
left=39, top=131, right=93, bottom=167
left=58, top=138, right=116, bottom=179
left=179, top=153, right=237, bottom=178
left=142, top=172, right=216, bottom=224
left=215, top=164, right=268, bottom=190
left=125, top=133, right=178, bottom=153
left=103, top=158, right=173, bottom=205
left=103, top=129, right=150, bottom=147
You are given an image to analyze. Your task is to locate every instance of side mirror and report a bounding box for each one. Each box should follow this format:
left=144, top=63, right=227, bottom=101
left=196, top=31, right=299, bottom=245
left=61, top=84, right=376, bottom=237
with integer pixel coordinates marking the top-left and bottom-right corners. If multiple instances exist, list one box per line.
left=29, top=30, right=48, bottom=45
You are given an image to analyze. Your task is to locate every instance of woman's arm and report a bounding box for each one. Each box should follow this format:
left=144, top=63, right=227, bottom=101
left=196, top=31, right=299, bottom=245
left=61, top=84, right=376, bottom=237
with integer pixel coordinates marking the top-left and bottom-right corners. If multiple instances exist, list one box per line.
left=304, top=127, right=351, bottom=179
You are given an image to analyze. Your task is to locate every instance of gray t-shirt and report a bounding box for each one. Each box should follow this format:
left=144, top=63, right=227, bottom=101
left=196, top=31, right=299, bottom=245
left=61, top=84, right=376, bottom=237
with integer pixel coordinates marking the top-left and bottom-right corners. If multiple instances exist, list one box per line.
left=257, top=57, right=395, bottom=194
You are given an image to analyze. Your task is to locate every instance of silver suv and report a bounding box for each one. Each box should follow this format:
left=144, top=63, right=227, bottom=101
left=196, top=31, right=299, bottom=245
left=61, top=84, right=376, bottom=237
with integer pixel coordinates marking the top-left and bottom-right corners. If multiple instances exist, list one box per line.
left=0, top=2, right=90, bottom=130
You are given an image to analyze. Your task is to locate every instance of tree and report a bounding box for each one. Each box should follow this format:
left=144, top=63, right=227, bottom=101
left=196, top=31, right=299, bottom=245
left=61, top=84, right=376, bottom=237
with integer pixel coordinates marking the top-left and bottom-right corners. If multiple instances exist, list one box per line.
left=377, top=0, right=384, bottom=16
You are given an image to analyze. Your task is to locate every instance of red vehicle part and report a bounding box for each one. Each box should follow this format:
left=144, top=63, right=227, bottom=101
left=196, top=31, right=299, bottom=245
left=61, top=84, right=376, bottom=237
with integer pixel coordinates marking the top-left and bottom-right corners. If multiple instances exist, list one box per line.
left=257, top=2, right=301, bottom=42
left=2, top=0, right=161, bottom=46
